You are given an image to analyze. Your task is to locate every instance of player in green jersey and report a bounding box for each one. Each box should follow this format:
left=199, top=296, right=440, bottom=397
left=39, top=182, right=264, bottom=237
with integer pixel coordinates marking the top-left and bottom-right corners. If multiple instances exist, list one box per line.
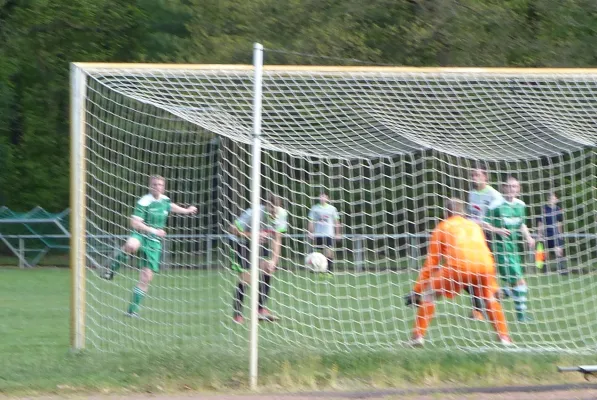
left=485, top=177, right=535, bottom=322
left=102, top=175, right=197, bottom=317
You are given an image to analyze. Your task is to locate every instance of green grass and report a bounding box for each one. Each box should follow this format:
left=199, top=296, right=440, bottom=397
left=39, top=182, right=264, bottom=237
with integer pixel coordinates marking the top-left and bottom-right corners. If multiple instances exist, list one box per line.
left=1, top=267, right=597, bottom=396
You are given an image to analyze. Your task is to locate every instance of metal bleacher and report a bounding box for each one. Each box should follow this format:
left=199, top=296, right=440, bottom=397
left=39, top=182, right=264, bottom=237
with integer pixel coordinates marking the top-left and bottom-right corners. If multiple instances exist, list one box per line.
left=0, top=207, right=70, bottom=267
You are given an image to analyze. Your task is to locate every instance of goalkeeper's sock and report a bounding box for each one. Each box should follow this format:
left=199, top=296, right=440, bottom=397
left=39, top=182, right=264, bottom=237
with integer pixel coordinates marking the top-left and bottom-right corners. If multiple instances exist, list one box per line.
left=512, top=284, right=529, bottom=321
left=485, top=298, right=509, bottom=338
left=258, top=273, right=272, bottom=311
left=110, top=251, right=128, bottom=272
left=128, top=286, right=145, bottom=314
left=233, top=282, right=246, bottom=316
left=413, top=301, right=435, bottom=338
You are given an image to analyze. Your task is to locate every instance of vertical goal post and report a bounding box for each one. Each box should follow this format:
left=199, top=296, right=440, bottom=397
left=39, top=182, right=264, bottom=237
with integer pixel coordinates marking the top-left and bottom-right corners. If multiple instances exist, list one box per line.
left=70, top=63, right=88, bottom=350
left=70, top=44, right=597, bottom=386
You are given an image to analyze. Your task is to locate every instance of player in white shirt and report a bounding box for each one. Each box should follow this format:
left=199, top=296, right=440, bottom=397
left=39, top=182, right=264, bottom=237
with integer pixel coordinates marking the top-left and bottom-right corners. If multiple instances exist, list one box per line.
left=466, top=165, right=504, bottom=321
left=229, top=193, right=288, bottom=324
left=308, top=192, right=341, bottom=273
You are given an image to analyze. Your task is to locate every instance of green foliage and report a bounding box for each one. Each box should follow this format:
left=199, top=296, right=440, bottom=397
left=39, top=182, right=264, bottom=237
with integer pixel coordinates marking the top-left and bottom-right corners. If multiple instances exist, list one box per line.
left=2, top=0, right=597, bottom=210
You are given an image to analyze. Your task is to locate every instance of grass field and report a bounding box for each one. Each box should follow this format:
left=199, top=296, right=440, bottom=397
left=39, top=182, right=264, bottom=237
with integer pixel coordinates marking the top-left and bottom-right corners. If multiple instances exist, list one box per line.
left=2, top=266, right=597, bottom=396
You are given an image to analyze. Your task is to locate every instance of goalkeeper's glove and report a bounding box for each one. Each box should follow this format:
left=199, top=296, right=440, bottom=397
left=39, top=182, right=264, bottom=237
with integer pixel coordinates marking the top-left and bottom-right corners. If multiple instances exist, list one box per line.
left=404, top=291, right=421, bottom=307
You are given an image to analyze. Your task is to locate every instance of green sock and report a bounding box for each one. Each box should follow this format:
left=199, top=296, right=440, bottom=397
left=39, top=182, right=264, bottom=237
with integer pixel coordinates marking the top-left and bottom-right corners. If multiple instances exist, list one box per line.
left=110, top=251, right=128, bottom=272
left=512, top=284, right=528, bottom=320
left=128, top=286, right=145, bottom=314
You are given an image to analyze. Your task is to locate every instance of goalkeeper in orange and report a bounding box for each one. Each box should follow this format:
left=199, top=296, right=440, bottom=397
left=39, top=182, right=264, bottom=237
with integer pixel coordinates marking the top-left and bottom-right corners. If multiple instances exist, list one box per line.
left=405, top=198, right=513, bottom=347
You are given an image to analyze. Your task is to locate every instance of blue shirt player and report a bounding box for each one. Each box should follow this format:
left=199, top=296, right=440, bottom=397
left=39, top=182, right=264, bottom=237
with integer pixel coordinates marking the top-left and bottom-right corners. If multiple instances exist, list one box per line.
left=536, top=192, right=567, bottom=275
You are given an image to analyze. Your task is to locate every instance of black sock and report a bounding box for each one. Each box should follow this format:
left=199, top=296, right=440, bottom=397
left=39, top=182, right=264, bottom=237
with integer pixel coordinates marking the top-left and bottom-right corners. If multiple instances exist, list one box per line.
left=464, top=286, right=483, bottom=311
left=471, top=295, right=484, bottom=312
left=327, top=258, right=334, bottom=273
left=233, top=282, right=245, bottom=316
left=258, top=273, right=272, bottom=311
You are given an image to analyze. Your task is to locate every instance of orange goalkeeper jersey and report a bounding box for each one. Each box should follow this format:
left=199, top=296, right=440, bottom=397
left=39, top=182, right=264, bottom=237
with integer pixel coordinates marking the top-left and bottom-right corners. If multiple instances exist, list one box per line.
left=421, top=215, right=495, bottom=276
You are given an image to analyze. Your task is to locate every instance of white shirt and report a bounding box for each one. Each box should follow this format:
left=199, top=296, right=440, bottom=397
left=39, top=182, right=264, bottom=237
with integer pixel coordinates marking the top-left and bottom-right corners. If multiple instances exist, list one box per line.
left=468, top=185, right=503, bottom=222
left=308, top=203, right=339, bottom=237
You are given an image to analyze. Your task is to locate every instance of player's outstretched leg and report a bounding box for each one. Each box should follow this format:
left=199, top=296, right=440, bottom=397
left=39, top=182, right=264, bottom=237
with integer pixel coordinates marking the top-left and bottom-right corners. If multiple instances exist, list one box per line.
left=484, top=296, right=512, bottom=345
left=409, top=300, right=436, bottom=347
left=104, top=237, right=141, bottom=280
left=103, top=250, right=128, bottom=280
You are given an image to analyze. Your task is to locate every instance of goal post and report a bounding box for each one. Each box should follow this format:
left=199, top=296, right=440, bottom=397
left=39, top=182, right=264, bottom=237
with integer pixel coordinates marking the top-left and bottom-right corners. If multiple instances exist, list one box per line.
left=70, top=44, right=597, bottom=380
left=248, top=42, right=264, bottom=389
left=70, top=63, right=88, bottom=350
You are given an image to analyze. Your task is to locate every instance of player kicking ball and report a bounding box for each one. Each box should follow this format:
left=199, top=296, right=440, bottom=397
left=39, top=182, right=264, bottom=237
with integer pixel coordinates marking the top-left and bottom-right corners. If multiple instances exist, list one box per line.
left=405, top=198, right=512, bottom=347
left=485, top=177, right=535, bottom=323
left=230, top=193, right=288, bottom=324
left=102, top=175, right=197, bottom=317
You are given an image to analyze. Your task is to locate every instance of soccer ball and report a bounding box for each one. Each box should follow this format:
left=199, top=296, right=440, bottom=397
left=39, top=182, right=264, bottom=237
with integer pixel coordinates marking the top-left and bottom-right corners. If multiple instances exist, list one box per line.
left=306, top=252, right=328, bottom=273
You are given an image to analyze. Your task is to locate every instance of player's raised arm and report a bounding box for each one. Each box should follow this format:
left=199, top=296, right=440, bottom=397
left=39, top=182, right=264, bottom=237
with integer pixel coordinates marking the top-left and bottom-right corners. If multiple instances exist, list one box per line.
left=170, top=203, right=197, bottom=215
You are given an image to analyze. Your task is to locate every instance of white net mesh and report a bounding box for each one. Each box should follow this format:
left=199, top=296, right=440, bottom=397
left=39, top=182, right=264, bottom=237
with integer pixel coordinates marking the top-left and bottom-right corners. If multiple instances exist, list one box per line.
left=80, top=63, right=597, bottom=354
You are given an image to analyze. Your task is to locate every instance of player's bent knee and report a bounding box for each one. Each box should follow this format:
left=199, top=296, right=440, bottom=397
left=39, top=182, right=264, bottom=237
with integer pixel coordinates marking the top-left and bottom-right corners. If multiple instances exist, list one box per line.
left=124, top=237, right=141, bottom=253
left=140, top=268, right=153, bottom=284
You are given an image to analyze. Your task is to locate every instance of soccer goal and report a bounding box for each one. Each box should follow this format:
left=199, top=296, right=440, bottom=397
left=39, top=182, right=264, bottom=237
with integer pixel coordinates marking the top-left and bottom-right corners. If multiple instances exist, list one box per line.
left=71, top=44, right=597, bottom=383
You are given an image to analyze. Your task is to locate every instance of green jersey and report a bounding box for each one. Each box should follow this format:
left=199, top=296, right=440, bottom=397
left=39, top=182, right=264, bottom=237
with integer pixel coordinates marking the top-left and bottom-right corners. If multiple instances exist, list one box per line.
left=485, top=198, right=526, bottom=253
left=132, top=194, right=171, bottom=240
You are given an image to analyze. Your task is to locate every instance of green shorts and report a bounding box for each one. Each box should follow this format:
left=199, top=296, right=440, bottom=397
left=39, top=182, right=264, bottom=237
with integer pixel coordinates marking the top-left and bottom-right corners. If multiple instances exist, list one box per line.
left=495, top=252, right=523, bottom=285
left=131, top=232, right=162, bottom=273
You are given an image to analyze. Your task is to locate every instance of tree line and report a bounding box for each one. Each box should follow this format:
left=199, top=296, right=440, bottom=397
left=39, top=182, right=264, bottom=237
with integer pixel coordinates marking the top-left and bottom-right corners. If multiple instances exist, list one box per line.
left=2, top=0, right=597, bottom=211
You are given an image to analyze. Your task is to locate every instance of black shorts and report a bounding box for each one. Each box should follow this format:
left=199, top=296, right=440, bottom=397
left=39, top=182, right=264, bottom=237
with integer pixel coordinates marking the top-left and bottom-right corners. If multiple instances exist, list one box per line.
left=232, top=241, right=270, bottom=272
left=546, top=237, right=564, bottom=250
left=314, top=236, right=334, bottom=250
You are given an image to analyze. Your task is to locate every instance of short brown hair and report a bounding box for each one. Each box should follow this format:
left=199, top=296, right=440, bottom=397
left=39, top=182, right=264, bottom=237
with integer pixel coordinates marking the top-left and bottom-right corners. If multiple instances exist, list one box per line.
left=446, top=198, right=465, bottom=217
left=150, top=175, right=165, bottom=183
left=473, top=162, right=488, bottom=176
left=265, top=192, right=281, bottom=207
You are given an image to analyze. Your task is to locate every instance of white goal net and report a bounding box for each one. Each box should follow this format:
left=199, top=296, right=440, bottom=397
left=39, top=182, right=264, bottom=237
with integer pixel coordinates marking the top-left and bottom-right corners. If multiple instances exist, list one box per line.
left=71, top=55, right=597, bottom=357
